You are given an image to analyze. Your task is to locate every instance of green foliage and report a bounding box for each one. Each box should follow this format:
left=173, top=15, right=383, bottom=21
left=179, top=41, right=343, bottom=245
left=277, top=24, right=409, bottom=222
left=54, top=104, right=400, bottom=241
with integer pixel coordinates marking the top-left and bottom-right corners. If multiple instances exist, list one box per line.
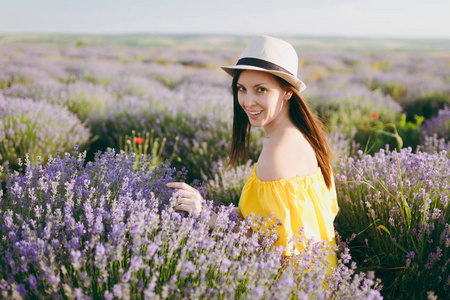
left=372, top=82, right=407, bottom=103
left=353, top=115, right=423, bottom=155
left=119, top=130, right=181, bottom=171
left=155, top=75, right=178, bottom=89
left=76, top=40, right=87, bottom=47
left=403, top=93, right=449, bottom=122
left=372, top=61, right=392, bottom=72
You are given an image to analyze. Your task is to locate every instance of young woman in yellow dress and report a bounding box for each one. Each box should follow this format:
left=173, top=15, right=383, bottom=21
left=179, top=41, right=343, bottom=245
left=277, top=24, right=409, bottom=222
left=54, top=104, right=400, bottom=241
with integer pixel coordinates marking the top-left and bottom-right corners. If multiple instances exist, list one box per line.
left=167, top=35, right=339, bottom=268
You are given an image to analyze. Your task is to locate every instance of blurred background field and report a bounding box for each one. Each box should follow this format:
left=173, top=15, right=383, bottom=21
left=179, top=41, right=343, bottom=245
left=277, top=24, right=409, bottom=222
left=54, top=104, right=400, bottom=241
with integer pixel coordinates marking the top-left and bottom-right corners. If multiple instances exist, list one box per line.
left=0, top=33, right=449, bottom=299
left=2, top=33, right=450, bottom=53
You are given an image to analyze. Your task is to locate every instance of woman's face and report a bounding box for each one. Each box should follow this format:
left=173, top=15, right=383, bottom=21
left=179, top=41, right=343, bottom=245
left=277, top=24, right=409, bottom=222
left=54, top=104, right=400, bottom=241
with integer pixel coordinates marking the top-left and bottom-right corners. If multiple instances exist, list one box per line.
left=236, top=70, right=292, bottom=130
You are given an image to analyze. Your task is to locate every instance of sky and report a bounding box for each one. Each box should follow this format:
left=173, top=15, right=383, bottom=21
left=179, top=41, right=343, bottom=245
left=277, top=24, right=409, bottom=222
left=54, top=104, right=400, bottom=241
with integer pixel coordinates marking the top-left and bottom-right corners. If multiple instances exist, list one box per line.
left=1, top=0, right=449, bottom=39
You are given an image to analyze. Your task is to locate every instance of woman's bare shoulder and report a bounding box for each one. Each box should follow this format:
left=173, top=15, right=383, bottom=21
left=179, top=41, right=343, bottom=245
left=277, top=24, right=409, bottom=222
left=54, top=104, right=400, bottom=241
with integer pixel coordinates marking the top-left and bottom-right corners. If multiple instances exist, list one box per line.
left=257, top=130, right=317, bottom=181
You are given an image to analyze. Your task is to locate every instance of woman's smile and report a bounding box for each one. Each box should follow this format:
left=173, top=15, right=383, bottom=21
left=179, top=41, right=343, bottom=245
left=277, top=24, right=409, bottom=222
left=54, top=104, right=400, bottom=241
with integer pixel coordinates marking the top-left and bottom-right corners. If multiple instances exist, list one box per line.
left=248, top=110, right=262, bottom=118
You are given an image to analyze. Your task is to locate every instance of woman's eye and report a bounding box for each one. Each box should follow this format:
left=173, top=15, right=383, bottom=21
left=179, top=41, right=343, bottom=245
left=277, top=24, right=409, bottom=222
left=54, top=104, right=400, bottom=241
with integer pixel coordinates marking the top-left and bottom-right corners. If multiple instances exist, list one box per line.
left=237, top=86, right=245, bottom=91
left=257, top=87, right=266, bottom=92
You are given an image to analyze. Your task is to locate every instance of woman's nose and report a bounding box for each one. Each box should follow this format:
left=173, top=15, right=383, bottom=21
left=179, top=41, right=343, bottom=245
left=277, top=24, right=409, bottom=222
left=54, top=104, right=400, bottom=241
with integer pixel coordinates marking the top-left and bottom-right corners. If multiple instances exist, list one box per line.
left=241, top=93, right=256, bottom=108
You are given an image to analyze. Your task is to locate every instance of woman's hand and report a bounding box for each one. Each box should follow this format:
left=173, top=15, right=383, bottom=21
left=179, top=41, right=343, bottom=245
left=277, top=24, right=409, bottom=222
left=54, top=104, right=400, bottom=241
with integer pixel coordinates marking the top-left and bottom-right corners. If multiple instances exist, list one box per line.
left=166, top=182, right=203, bottom=214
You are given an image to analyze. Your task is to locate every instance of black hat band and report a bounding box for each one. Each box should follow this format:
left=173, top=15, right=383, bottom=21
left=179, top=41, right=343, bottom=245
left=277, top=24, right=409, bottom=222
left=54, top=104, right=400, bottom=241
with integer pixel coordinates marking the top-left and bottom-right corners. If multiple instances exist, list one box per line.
left=236, top=57, right=294, bottom=77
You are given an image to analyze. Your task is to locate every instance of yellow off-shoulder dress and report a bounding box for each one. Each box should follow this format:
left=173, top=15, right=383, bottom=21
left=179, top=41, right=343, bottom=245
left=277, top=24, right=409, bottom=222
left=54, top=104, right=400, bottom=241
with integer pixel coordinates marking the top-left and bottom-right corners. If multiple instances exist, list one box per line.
left=238, top=164, right=339, bottom=269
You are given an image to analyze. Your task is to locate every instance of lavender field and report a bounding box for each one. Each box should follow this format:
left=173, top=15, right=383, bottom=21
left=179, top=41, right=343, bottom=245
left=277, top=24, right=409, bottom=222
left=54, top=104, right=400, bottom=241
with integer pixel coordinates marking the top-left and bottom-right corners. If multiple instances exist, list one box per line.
left=0, top=36, right=449, bottom=299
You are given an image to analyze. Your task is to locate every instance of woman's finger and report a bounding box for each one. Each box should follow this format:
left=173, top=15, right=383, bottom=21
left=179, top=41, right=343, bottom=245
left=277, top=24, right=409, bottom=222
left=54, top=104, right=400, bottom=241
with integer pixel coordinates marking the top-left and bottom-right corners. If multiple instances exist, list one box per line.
left=166, top=182, right=197, bottom=193
left=173, top=189, right=197, bottom=201
left=166, top=182, right=187, bottom=189
left=174, top=203, right=200, bottom=214
left=176, top=197, right=197, bottom=206
left=175, top=195, right=202, bottom=213
left=174, top=203, right=192, bottom=213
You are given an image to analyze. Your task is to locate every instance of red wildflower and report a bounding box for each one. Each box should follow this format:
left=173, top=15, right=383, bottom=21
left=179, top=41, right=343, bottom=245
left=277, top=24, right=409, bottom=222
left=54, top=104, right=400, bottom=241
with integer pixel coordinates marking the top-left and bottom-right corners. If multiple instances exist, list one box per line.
left=134, top=137, right=144, bottom=144
left=371, top=113, right=379, bottom=119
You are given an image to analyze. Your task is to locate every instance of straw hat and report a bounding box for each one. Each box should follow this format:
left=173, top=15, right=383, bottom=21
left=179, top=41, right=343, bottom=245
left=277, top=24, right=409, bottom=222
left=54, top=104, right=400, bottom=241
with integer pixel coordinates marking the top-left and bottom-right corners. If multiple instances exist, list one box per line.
left=221, top=35, right=306, bottom=92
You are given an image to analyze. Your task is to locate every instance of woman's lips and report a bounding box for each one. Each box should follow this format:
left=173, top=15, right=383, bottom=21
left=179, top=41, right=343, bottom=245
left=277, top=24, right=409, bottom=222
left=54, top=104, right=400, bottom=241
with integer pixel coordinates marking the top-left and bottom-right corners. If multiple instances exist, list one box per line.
left=248, top=110, right=262, bottom=119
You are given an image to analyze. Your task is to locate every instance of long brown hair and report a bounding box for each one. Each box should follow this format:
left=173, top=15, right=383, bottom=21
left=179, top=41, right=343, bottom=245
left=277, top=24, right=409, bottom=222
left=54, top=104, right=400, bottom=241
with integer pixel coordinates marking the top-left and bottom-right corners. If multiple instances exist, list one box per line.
left=227, top=71, right=334, bottom=189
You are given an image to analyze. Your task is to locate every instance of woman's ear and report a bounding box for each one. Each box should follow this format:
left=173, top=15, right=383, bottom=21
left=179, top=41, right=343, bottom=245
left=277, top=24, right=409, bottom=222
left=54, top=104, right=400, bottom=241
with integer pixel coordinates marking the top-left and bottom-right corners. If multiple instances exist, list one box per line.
left=284, top=90, right=293, bottom=101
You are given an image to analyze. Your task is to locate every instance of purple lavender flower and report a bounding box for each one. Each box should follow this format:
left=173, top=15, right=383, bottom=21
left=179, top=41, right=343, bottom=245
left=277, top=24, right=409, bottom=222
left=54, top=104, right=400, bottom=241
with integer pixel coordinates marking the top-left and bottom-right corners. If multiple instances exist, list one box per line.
left=335, top=147, right=449, bottom=298
left=421, top=107, right=450, bottom=140
left=0, top=147, right=383, bottom=299
left=0, top=96, right=90, bottom=170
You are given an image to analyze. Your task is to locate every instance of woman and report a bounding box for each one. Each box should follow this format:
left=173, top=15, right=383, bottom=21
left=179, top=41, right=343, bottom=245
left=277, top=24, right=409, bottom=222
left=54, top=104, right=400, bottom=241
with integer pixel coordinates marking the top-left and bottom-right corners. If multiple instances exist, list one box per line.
left=167, top=35, right=339, bottom=266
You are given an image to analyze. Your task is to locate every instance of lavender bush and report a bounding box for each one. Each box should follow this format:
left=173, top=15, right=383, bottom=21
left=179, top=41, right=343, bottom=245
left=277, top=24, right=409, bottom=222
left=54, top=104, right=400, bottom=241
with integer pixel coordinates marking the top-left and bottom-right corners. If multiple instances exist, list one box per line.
left=110, top=76, right=171, bottom=100
left=417, top=134, right=450, bottom=156
left=368, top=55, right=449, bottom=89
left=3, top=81, right=115, bottom=121
left=2, top=80, right=65, bottom=101
left=203, top=159, right=254, bottom=207
left=334, top=147, right=449, bottom=299
left=0, top=63, right=54, bottom=88
left=0, top=149, right=382, bottom=299
left=41, top=82, right=114, bottom=121
left=369, top=71, right=449, bottom=122
left=304, top=78, right=402, bottom=135
left=0, top=97, right=90, bottom=170
left=421, top=107, right=450, bottom=141
left=303, top=77, right=405, bottom=154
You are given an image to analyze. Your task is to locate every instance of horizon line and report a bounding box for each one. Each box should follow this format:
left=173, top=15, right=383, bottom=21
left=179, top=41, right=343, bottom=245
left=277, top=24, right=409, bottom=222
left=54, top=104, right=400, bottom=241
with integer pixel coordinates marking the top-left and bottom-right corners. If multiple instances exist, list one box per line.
left=1, top=32, right=449, bottom=42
